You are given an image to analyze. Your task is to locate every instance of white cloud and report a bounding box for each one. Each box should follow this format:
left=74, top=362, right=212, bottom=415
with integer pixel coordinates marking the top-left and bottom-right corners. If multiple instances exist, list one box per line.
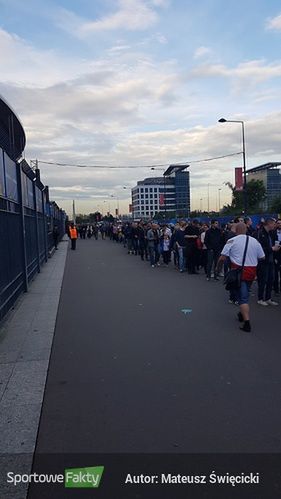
left=154, top=33, right=168, bottom=44
left=24, top=110, right=281, bottom=214
left=38, top=109, right=281, bottom=214
left=0, top=28, right=92, bottom=86
left=193, top=46, right=212, bottom=59
left=266, top=13, right=281, bottom=31
left=2, top=25, right=281, bottom=213
left=190, top=59, right=281, bottom=85
left=150, top=0, right=169, bottom=6
left=55, top=0, right=162, bottom=37
left=107, top=43, right=132, bottom=53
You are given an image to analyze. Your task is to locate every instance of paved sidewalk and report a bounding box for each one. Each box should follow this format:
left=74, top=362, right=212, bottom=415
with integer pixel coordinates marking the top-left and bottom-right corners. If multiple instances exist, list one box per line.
left=0, top=237, right=69, bottom=499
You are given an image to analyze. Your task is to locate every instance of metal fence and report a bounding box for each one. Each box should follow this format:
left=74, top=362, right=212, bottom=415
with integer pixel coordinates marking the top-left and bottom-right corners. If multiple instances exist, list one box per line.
left=0, top=153, right=66, bottom=322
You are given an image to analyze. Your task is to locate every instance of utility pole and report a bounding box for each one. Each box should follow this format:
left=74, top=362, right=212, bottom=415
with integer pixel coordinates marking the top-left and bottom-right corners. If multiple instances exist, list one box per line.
left=72, top=200, right=76, bottom=224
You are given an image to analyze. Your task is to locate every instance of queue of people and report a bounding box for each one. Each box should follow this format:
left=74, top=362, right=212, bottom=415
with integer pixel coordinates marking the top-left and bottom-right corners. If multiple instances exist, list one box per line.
left=110, top=217, right=281, bottom=333
left=67, top=217, right=281, bottom=332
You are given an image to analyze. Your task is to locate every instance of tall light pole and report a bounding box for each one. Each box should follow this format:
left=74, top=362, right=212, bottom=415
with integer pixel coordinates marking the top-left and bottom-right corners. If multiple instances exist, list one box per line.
left=122, top=186, right=130, bottom=218
left=207, top=183, right=210, bottom=213
left=218, top=118, right=247, bottom=214
left=200, top=198, right=202, bottom=212
left=110, top=194, right=119, bottom=217
left=103, top=200, right=108, bottom=216
left=218, top=188, right=222, bottom=214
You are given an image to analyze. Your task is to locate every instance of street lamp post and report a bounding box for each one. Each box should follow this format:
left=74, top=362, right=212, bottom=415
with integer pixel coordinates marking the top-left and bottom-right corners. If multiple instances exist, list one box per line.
left=122, top=186, right=132, bottom=219
left=218, top=118, right=247, bottom=214
left=218, top=188, right=222, bottom=213
left=164, top=174, right=167, bottom=220
left=200, top=198, right=202, bottom=212
left=110, top=194, right=119, bottom=217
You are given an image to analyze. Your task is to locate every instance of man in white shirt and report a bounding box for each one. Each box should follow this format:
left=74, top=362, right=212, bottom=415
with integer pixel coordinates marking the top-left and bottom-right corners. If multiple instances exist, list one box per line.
left=217, top=223, right=265, bottom=332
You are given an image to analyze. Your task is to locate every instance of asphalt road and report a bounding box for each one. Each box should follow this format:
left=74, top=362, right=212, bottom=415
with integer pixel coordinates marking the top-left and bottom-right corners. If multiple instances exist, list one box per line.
left=33, top=236, right=281, bottom=454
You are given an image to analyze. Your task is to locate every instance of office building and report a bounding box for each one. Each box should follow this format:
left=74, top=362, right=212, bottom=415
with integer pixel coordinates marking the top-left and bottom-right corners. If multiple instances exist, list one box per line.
left=247, top=162, right=281, bottom=210
left=132, top=167, right=190, bottom=219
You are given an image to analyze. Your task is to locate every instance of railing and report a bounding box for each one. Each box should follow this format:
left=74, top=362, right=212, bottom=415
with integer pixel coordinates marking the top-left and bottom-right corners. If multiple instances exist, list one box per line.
left=0, top=153, right=66, bottom=322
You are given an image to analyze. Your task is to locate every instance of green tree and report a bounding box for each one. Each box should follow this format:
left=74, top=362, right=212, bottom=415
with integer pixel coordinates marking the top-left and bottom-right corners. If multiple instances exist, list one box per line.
left=190, top=210, right=202, bottom=218
left=102, top=214, right=114, bottom=222
left=89, top=212, right=102, bottom=222
left=224, top=179, right=266, bottom=214
left=270, top=196, right=281, bottom=214
left=153, top=212, right=165, bottom=220
left=75, top=214, right=89, bottom=224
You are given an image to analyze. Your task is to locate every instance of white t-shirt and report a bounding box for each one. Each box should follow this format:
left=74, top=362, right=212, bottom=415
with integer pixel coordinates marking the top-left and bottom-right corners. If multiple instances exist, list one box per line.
left=221, top=234, right=265, bottom=267
left=200, top=231, right=207, bottom=249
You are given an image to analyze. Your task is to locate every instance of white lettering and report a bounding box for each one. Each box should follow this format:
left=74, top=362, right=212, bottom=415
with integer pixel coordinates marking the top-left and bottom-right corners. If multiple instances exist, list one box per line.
left=209, top=471, right=217, bottom=484
left=125, top=474, right=158, bottom=484
left=161, top=474, right=206, bottom=484
left=7, top=472, right=14, bottom=484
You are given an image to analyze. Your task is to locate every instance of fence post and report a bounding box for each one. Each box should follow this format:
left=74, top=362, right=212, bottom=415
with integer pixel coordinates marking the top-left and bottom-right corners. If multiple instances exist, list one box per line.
left=17, top=162, right=28, bottom=292
left=42, top=188, right=48, bottom=262
left=33, top=175, right=41, bottom=273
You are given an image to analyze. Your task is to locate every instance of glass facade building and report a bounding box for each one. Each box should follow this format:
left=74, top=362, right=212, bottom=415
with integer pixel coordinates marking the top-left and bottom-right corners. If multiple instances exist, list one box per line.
left=247, top=163, right=281, bottom=210
left=132, top=170, right=190, bottom=219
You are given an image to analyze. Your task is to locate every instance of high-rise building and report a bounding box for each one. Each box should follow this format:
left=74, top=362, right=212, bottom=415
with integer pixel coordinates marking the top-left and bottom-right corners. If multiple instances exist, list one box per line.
left=132, top=167, right=190, bottom=219
left=246, top=163, right=281, bottom=210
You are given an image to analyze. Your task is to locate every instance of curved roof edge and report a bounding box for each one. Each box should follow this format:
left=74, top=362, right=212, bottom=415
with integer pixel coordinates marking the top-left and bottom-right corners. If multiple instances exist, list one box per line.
left=246, top=162, right=281, bottom=174
left=0, top=95, right=26, bottom=161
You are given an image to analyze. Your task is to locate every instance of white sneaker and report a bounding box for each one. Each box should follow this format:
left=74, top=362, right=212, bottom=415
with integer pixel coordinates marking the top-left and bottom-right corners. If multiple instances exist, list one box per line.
left=266, top=299, right=278, bottom=306
left=257, top=300, right=268, bottom=306
left=151, top=265, right=155, bottom=268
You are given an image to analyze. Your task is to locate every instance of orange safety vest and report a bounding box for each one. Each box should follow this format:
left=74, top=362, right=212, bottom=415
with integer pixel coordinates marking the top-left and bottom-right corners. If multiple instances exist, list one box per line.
left=69, top=227, right=78, bottom=239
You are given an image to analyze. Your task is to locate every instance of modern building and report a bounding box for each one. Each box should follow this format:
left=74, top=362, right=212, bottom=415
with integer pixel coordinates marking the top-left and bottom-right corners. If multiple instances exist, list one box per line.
left=247, top=162, right=281, bottom=210
left=132, top=166, right=190, bottom=220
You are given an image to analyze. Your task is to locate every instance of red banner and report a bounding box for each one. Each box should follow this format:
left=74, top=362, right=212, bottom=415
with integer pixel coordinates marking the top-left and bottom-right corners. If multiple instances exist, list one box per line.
left=129, top=204, right=132, bottom=213
left=159, top=194, right=165, bottom=206
left=235, top=167, right=243, bottom=191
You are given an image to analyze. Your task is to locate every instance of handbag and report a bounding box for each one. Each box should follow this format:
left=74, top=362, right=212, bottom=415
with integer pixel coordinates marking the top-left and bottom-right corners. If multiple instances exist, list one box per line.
left=196, top=237, right=203, bottom=250
left=224, top=236, right=249, bottom=291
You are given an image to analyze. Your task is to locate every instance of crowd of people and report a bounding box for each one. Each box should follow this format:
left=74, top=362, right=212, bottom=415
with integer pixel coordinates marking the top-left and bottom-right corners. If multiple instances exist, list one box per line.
left=68, top=217, right=281, bottom=332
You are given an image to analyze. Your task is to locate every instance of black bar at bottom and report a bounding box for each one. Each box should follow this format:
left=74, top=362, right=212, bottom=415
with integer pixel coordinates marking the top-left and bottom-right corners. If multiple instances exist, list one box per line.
left=1, top=453, right=280, bottom=499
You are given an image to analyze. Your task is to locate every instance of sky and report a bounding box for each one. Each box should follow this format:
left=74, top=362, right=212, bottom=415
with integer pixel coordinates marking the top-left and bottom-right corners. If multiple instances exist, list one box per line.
left=1, top=0, right=281, bottom=215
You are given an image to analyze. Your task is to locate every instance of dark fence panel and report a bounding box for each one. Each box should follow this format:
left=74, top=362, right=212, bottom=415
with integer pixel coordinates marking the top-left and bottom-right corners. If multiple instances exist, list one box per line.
left=38, top=214, right=46, bottom=264
left=0, top=156, right=66, bottom=322
left=24, top=209, right=39, bottom=281
left=0, top=201, right=24, bottom=320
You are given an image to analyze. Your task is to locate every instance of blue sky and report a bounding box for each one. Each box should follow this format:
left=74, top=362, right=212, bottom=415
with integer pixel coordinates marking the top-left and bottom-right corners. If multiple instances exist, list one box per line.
left=1, top=0, right=281, bottom=213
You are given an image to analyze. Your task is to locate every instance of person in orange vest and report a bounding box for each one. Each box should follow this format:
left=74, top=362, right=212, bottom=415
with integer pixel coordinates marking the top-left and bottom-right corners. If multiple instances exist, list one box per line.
left=69, top=222, right=78, bottom=250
